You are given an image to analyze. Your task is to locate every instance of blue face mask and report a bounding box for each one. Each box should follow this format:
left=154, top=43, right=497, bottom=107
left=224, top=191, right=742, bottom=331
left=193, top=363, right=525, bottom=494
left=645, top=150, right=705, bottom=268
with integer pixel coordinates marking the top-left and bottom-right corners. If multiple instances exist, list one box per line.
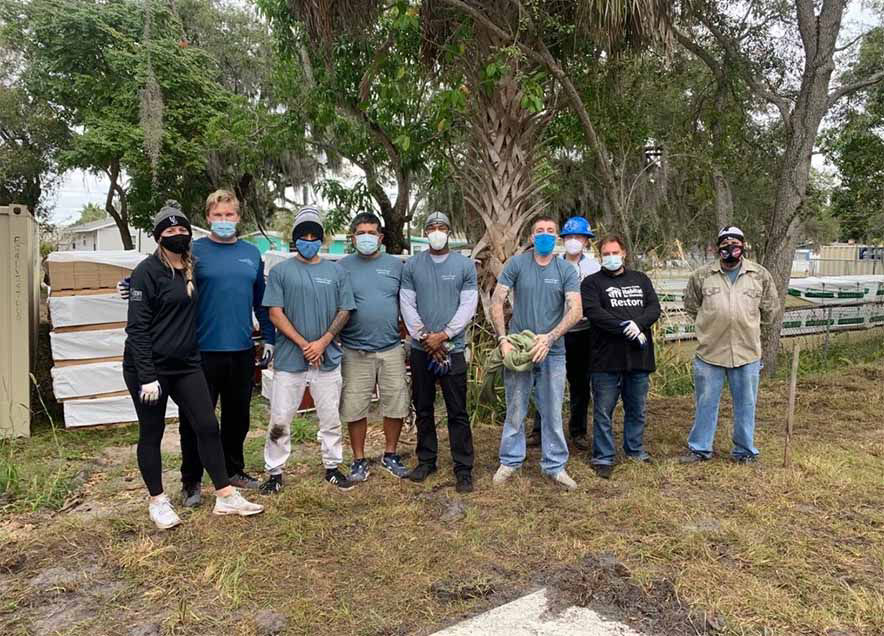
left=211, top=220, right=237, bottom=239
left=533, top=233, right=556, bottom=256
left=296, top=239, right=322, bottom=260
left=354, top=234, right=379, bottom=255
left=602, top=254, right=623, bottom=271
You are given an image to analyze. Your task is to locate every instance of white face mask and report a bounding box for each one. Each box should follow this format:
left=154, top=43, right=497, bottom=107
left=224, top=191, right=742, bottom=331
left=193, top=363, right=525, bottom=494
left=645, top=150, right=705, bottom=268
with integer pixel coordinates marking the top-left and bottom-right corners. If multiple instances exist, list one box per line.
left=427, top=230, right=448, bottom=250
left=564, top=238, right=584, bottom=255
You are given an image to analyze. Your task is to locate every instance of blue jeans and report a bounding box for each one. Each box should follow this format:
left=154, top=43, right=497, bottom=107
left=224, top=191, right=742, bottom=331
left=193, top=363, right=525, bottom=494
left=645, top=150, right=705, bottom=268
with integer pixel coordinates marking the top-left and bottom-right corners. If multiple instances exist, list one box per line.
left=590, top=371, right=651, bottom=465
left=688, top=357, right=760, bottom=459
left=499, top=355, right=569, bottom=475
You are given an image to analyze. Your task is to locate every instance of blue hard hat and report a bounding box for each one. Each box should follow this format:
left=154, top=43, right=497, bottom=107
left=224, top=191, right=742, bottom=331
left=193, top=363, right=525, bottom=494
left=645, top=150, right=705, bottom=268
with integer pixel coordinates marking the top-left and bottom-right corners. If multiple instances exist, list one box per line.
left=560, top=216, right=594, bottom=237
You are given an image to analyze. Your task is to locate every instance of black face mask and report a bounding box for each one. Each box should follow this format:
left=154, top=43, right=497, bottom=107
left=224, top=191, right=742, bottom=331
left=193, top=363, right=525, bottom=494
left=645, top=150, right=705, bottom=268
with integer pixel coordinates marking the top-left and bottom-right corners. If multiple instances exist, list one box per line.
left=719, top=244, right=743, bottom=264
left=161, top=234, right=191, bottom=254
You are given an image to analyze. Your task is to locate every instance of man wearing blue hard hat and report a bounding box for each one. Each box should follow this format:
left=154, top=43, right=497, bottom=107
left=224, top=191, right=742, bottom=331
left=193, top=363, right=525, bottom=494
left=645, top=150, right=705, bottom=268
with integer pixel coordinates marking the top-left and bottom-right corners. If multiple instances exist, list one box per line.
left=528, top=216, right=600, bottom=451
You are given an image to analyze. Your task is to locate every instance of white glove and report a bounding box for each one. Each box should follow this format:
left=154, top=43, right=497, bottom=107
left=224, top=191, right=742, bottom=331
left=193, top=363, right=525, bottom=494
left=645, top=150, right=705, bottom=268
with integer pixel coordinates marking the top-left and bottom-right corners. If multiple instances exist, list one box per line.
left=621, top=320, right=642, bottom=340
left=117, top=277, right=131, bottom=300
left=139, top=380, right=161, bottom=405
left=260, top=343, right=274, bottom=367
left=636, top=333, right=648, bottom=348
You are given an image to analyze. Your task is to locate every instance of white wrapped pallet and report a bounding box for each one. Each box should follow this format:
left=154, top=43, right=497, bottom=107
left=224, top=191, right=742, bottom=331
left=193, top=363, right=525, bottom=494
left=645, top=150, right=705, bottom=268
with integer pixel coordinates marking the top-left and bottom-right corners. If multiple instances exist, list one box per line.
left=51, top=360, right=126, bottom=400
left=50, top=328, right=126, bottom=361
left=49, top=292, right=128, bottom=328
left=63, top=394, right=179, bottom=428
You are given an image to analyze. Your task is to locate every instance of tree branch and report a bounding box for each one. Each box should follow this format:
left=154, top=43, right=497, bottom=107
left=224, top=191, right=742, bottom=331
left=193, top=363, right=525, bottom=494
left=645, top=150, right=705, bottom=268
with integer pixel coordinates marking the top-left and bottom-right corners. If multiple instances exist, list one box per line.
left=827, top=69, right=884, bottom=108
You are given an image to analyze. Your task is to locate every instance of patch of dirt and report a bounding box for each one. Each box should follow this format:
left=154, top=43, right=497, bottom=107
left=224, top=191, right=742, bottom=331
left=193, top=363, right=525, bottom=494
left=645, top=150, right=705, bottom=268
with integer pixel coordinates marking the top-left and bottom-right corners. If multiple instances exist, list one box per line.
left=545, top=553, right=714, bottom=636
left=431, top=575, right=497, bottom=602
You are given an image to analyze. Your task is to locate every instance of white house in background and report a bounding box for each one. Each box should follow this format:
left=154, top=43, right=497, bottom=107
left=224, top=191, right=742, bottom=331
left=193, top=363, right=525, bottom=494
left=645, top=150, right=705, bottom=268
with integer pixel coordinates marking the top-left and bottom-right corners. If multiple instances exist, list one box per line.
left=60, top=217, right=210, bottom=254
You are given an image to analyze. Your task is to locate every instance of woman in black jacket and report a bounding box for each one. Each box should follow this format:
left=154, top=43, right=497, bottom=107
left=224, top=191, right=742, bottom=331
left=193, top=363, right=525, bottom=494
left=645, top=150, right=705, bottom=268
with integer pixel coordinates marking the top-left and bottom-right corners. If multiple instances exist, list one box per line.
left=124, top=202, right=263, bottom=529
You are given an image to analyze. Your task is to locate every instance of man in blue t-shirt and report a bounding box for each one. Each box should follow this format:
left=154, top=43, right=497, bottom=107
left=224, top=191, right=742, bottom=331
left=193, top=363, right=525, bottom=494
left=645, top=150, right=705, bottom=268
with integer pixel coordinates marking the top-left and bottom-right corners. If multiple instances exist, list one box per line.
left=338, top=213, right=410, bottom=482
left=121, top=190, right=276, bottom=506
left=490, top=215, right=583, bottom=490
left=399, top=212, right=478, bottom=493
left=259, top=207, right=357, bottom=493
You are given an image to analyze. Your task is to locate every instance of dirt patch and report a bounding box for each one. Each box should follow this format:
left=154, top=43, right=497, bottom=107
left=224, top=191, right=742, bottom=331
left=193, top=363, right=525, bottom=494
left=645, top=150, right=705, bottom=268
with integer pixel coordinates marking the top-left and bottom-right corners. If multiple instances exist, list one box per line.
left=545, top=553, right=716, bottom=635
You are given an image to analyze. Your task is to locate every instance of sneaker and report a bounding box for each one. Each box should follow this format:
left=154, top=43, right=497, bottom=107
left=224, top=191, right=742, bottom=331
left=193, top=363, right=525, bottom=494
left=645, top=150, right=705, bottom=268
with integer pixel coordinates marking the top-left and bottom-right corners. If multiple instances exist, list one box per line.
left=406, top=463, right=437, bottom=483
left=149, top=494, right=182, bottom=530
left=548, top=470, right=578, bottom=491
left=591, top=463, right=614, bottom=480
left=349, top=458, right=370, bottom=482
left=526, top=431, right=541, bottom=448
left=213, top=489, right=265, bottom=516
left=626, top=454, right=654, bottom=464
left=731, top=455, right=759, bottom=464
left=679, top=452, right=709, bottom=464
left=229, top=472, right=260, bottom=490
left=492, top=464, right=518, bottom=485
left=259, top=474, right=283, bottom=495
left=325, top=468, right=357, bottom=491
left=572, top=435, right=590, bottom=451
left=455, top=473, right=474, bottom=493
left=381, top=454, right=410, bottom=478
left=181, top=483, right=201, bottom=508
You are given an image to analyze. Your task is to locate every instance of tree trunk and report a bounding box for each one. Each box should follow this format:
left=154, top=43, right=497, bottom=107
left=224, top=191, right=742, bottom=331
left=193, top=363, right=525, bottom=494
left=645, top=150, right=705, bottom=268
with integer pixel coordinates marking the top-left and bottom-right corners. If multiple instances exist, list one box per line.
left=711, top=165, right=734, bottom=229
left=759, top=0, right=844, bottom=374
left=460, top=40, right=550, bottom=323
left=105, top=160, right=134, bottom=250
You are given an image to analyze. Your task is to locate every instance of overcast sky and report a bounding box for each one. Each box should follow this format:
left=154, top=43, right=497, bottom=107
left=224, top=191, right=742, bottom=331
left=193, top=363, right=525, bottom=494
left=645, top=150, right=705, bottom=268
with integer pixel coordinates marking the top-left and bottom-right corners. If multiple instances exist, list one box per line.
left=46, top=1, right=882, bottom=226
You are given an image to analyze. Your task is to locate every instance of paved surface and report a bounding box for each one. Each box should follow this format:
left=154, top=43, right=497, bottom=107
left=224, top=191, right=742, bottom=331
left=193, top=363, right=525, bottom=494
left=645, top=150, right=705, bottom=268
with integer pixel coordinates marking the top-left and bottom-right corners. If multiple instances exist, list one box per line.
left=431, top=588, right=648, bottom=636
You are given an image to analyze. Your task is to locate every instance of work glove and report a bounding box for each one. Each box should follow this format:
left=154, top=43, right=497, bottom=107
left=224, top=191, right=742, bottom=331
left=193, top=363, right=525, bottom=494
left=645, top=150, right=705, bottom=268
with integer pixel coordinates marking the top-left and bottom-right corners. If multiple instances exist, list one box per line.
left=620, top=320, right=641, bottom=340
left=427, top=355, right=451, bottom=377
left=258, top=343, right=274, bottom=369
left=636, top=333, right=648, bottom=348
left=117, top=277, right=131, bottom=300
left=139, top=381, right=161, bottom=405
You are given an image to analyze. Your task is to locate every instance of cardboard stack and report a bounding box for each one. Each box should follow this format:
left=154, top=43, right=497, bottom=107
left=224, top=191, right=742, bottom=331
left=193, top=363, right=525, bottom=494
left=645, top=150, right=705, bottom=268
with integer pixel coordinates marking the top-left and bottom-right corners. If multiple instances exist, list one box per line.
left=47, top=251, right=180, bottom=428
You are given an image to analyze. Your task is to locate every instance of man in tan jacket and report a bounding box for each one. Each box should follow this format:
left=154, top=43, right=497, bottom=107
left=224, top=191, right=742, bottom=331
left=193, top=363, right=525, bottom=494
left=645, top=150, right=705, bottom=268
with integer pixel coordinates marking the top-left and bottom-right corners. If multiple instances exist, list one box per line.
left=680, top=227, right=779, bottom=464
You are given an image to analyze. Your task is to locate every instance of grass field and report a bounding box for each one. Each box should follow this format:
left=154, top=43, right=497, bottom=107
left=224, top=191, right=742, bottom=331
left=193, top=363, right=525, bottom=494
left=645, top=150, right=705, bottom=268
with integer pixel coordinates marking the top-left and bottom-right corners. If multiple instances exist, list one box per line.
left=1, top=333, right=883, bottom=636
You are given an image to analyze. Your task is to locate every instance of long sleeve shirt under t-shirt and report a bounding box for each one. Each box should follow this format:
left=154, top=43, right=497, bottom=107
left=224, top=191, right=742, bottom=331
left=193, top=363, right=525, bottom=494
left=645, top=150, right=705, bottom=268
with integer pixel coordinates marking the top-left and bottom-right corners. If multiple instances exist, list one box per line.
left=581, top=268, right=661, bottom=373
left=124, top=253, right=202, bottom=384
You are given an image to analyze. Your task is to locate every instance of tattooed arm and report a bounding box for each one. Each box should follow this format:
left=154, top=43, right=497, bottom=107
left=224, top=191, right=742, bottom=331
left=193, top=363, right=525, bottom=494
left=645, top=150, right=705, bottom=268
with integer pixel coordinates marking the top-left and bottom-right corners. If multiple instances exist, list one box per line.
left=531, top=291, right=582, bottom=363
left=490, top=283, right=510, bottom=340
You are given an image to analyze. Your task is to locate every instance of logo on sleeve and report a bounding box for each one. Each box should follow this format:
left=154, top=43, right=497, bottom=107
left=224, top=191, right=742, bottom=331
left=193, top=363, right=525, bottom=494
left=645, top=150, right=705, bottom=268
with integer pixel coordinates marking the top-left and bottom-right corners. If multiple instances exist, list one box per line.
left=606, top=285, right=644, bottom=307
left=131, top=290, right=143, bottom=301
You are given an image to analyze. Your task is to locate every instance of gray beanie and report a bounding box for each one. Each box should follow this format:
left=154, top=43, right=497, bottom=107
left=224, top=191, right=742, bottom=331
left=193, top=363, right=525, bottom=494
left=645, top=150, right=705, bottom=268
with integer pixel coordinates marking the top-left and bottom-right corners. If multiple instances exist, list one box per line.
left=152, top=200, right=191, bottom=240
left=424, top=211, right=451, bottom=230
left=292, top=206, right=324, bottom=243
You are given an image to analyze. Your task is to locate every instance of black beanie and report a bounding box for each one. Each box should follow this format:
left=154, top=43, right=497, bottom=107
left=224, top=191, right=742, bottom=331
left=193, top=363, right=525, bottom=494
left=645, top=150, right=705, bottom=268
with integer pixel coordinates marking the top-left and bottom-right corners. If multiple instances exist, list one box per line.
left=152, top=201, right=192, bottom=241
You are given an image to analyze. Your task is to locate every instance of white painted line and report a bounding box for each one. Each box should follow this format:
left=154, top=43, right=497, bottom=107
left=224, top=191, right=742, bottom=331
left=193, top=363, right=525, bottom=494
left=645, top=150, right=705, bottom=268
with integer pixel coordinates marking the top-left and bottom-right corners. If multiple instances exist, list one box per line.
left=431, top=588, right=649, bottom=636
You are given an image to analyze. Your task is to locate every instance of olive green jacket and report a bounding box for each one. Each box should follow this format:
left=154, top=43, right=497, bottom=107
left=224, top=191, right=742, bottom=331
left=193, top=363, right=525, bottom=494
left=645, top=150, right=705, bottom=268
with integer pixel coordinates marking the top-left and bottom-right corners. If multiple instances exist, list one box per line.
left=683, top=259, right=779, bottom=368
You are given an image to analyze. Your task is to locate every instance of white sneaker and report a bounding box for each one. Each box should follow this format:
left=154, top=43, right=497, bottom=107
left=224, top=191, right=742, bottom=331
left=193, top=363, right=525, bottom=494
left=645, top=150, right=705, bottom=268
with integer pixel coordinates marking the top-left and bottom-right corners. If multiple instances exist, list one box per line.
left=492, top=464, right=518, bottom=485
left=549, top=469, right=577, bottom=491
left=213, top=489, right=265, bottom=517
left=148, top=494, right=182, bottom=530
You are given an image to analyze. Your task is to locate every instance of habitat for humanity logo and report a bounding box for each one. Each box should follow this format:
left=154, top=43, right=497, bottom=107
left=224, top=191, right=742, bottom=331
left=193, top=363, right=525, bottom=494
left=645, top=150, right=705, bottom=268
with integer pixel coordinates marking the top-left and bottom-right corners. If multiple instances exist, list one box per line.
left=606, top=285, right=644, bottom=307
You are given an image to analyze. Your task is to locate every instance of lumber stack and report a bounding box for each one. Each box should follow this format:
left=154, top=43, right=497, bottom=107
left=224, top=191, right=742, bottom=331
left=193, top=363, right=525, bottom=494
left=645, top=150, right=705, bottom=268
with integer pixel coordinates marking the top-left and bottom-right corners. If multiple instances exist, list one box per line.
left=46, top=251, right=180, bottom=428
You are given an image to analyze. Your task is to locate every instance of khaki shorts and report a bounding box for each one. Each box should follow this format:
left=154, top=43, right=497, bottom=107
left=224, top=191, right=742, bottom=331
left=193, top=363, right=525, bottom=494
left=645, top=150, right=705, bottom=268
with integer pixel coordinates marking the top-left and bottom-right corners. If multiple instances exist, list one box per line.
left=340, top=345, right=409, bottom=422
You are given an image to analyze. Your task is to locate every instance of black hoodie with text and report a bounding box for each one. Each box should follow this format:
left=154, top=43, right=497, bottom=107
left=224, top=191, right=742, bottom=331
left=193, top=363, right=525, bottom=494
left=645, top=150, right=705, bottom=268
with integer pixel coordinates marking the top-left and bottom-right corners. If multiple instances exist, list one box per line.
left=581, top=268, right=661, bottom=373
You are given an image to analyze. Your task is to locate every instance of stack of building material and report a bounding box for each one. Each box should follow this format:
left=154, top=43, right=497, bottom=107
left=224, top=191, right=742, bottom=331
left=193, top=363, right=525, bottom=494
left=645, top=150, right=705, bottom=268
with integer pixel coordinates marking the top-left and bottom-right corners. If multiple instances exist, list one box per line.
left=46, top=251, right=180, bottom=428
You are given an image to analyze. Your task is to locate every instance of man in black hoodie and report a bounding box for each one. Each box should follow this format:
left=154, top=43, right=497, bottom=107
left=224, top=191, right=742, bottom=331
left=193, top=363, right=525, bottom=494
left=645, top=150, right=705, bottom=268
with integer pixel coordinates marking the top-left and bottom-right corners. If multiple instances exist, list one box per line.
left=581, top=235, right=661, bottom=479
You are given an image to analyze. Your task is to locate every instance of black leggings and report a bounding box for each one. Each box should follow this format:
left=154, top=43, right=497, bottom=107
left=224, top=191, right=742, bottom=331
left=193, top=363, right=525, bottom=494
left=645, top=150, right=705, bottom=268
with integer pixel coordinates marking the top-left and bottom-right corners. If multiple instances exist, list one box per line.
left=124, top=370, right=230, bottom=496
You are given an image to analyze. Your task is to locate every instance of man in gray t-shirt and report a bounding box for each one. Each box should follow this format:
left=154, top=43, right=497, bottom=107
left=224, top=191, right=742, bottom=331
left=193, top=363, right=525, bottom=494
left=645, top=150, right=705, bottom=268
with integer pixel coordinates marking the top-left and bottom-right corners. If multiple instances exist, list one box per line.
left=337, top=213, right=411, bottom=483
left=399, top=211, right=478, bottom=492
left=260, top=207, right=356, bottom=494
left=490, top=215, right=583, bottom=490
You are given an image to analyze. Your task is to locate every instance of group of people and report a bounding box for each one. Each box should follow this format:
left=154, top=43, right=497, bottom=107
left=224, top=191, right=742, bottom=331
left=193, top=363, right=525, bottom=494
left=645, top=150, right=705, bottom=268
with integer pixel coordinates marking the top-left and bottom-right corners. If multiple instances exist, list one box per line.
left=123, top=190, right=779, bottom=530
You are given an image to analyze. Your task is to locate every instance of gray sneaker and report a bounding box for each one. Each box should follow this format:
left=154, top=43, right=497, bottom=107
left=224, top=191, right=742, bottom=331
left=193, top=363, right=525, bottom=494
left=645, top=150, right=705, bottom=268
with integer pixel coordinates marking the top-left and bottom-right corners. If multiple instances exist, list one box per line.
left=181, top=484, right=201, bottom=508
left=349, top=459, right=370, bottom=482
left=380, top=454, right=409, bottom=478
left=229, top=472, right=260, bottom=490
